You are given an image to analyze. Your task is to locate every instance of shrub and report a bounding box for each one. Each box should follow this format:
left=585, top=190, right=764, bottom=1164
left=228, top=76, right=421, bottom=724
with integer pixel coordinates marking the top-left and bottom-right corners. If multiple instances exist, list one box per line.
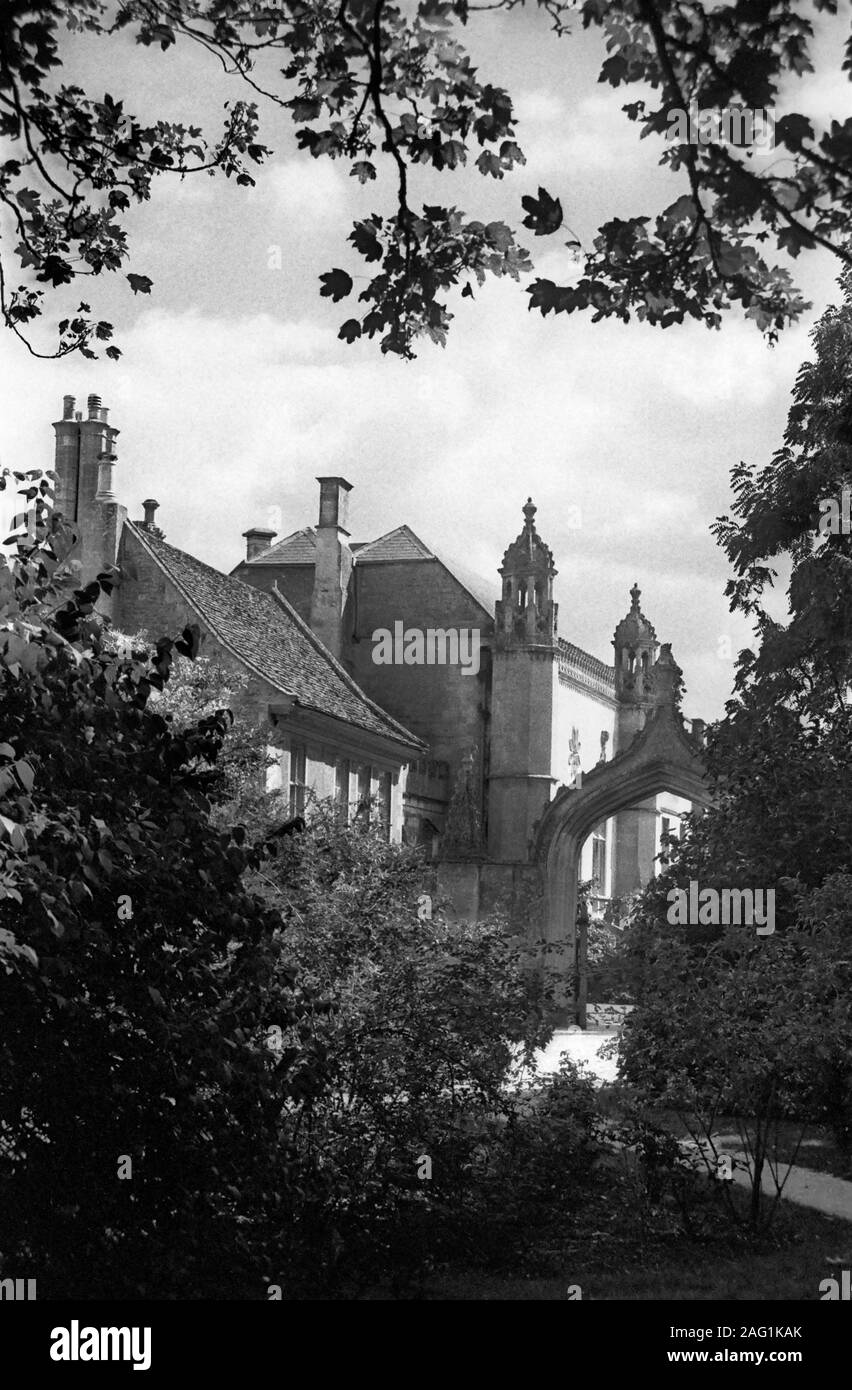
left=253, top=806, right=605, bottom=1294
left=615, top=872, right=852, bottom=1229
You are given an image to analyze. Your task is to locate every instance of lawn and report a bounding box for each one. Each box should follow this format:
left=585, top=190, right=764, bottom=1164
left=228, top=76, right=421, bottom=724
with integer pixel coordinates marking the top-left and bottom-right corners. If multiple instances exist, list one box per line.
left=364, top=1208, right=851, bottom=1300
left=360, top=1148, right=852, bottom=1300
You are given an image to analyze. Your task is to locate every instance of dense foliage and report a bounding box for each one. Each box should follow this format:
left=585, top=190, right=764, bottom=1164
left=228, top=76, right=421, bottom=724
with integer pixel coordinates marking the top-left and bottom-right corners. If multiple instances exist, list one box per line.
left=228, top=800, right=600, bottom=1295
left=613, top=273, right=852, bottom=1224
left=2, top=2, right=851, bottom=357
left=0, top=476, right=321, bottom=1297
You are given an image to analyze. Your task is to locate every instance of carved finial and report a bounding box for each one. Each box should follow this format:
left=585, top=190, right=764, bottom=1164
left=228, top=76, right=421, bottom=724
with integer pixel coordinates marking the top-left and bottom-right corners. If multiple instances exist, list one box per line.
left=630, top=581, right=641, bottom=611
left=523, top=498, right=537, bottom=525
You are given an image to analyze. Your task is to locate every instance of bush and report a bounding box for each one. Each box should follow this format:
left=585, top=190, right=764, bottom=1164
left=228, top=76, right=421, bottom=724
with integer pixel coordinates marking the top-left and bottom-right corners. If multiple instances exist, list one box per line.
left=253, top=806, right=605, bottom=1294
left=615, top=871, right=852, bottom=1229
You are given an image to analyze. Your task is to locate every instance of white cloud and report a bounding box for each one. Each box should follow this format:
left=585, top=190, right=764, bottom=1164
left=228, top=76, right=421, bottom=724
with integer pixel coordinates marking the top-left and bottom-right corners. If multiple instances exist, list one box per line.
left=265, top=158, right=349, bottom=224
left=515, top=90, right=567, bottom=125
left=521, top=90, right=656, bottom=176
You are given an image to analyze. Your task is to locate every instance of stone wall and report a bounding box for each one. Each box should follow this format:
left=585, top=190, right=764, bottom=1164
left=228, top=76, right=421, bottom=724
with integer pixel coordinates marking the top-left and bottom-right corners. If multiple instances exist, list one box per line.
left=347, top=558, right=491, bottom=770
left=238, top=563, right=315, bottom=626
left=436, top=859, right=544, bottom=932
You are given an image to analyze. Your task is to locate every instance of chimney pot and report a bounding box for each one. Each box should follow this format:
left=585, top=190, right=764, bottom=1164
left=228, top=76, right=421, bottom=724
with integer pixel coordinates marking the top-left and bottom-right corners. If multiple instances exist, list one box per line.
left=95, top=455, right=117, bottom=503
left=142, top=498, right=159, bottom=529
left=62, top=394, right=75, bottom=420
left=242, top=527, right=277, bottom=562
left=87, top=393, right=103, bottom=421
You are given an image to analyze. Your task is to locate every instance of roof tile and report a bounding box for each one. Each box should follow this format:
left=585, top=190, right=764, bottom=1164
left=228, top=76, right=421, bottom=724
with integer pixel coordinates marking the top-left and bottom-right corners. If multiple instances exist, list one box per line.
left=127, top=523, right=422, bottom=748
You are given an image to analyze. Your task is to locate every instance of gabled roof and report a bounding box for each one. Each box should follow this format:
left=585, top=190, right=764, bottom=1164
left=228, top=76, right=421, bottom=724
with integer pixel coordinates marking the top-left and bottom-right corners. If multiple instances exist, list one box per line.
left=356, top=525, right=496, bottom=619
left=354, top=525, right=434, bottom=563
left=244, top=527, right=316, bottom=565
left=244, top=519, right=497, bottom=621
left=126, top=523, right=423, bottom=750
left=429, top=547, right=498, bottom=618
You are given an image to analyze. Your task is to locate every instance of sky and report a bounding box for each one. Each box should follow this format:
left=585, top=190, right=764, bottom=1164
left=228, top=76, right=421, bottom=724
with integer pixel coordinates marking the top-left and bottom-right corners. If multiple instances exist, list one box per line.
left=1, top=5, right=849, bottom=720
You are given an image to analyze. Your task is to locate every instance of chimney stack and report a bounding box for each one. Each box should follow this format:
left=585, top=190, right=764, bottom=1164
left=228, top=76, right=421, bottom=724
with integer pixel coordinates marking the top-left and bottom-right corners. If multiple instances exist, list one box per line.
left=309, top=476, right=353, bottom=659
left=51, top=391, right=126, bottom=615
left=142, top=498, right=159, bottom=529
left=53, top=390, right=119, bottom=523
left=242, top=527, right=276, bottom=561
left=94, top=441, right=118, bottom=502
left=317, top=476, right=352, bottom=534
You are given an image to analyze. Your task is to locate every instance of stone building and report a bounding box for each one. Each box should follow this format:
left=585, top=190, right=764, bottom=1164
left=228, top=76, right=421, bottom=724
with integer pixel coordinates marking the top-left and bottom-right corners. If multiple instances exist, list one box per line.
left=233, top=489, right=696, bottom=912
left=50, top=393, right=425, bottom=840
left=48, top=391, right=699, bottom=914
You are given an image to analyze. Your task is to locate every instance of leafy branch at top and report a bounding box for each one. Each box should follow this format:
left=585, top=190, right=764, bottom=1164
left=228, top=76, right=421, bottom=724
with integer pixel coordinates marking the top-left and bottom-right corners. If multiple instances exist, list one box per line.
left=2, top=1, right=852, bottom=359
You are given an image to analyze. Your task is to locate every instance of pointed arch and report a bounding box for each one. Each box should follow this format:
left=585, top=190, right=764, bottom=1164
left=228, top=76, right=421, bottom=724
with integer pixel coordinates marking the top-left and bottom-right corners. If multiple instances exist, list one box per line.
left=534, top=702, right=713, bottom=1021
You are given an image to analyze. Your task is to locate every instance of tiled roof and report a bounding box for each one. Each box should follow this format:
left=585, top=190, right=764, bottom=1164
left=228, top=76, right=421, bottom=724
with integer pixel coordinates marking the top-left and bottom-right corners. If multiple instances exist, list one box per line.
left=239, top=520, right=496, bottom=620
left=126, top=523, right=423, bottom=749
left=247, top=528, right=316, bottom=564
left=354, top=526, right=434, bottom=562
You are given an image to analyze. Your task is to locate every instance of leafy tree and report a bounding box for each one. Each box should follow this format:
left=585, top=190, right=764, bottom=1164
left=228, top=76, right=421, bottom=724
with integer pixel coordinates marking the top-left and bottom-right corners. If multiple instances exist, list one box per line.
left=110, top=633, right=278, bottom=827
left=684, top=266, right=852, bottom=899
left=611, top=275, right=852, bottom=1219
left=2, top=1, right=852, bottom=358
left=0, top=472, right=320, bottom=1298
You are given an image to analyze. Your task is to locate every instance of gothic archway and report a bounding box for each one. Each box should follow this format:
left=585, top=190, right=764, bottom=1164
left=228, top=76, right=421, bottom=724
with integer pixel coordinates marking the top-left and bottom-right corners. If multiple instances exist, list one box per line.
left=534, top=663, right=712, bottom=1024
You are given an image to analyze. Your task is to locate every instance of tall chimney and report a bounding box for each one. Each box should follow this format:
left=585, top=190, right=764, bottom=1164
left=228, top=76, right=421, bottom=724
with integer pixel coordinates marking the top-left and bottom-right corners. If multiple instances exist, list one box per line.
left=242, top=527, right=276, bottom=561
left=50, top=392, right=126, bottom=614
left=309, top=477, right=353, bottom=659
left=52, top=390, right=120, bottom=525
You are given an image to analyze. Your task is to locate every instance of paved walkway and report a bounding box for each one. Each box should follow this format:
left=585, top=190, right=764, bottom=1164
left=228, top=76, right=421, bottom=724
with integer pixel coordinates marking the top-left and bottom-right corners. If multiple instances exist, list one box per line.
left=683, top=1134, right=852, bottom=1222
left=534, top=1031, right=852, bottom=1221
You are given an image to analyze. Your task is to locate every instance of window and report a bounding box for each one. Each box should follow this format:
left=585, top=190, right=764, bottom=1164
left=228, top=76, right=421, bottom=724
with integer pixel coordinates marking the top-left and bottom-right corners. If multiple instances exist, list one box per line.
left=377, top=771, right=392, bottom=841
left=591, top=824, right=607, bottom=895
left=355, top=765, right=371, bottom=825
left=289, top=743, right=306, bottom=817
left=334, top=759, right=350, bottom=825
left=660, top=815, right=679, bottom=865
left=266, top=744, right=284, bottom=793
